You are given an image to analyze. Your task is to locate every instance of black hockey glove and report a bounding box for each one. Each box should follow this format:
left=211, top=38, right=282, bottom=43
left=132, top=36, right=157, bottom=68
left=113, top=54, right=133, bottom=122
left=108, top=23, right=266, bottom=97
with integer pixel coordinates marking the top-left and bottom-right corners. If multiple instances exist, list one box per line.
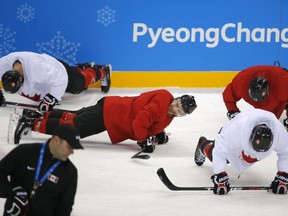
left=211, top=172, right=230, bottom=195
left=283, top=118, right=288, bottom=131
left=0, top=89, right=6, bottom=107
left=38, top=93, right=58, bottom=112
left=6, top=186, right=28, bottom=216
left=270, top=172, right=288, bottom=194
left=227, top=110, right=240, bottom=120
left=155, top=130, right=169, bottom=145
left=137, top=140, right=155, bottom=153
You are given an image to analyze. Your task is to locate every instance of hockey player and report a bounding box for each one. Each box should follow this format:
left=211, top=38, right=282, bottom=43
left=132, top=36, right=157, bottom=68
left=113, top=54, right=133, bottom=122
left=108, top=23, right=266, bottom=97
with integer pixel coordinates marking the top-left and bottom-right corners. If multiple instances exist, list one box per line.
left=222, top=65, right=288, bottom=129
left=194, top=109, right=288, bottom=195
left=0, top=51, right=111, bottom=112
left=0, top=124, right=83, bottom=216
left=11, top=89, right=197, bottom=153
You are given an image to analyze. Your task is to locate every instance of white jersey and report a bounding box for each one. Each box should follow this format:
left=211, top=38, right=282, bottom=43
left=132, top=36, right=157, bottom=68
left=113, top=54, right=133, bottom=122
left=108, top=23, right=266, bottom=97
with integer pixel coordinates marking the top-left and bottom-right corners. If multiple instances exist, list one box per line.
left=213, top=109, right=288, bottom=174
left=0, top=51, right=68, bottom=101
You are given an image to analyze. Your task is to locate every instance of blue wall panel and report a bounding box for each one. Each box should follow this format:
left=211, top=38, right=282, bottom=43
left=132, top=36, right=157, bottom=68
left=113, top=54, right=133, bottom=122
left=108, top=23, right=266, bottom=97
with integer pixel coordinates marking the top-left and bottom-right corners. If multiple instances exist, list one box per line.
left=0, top=0, right=287, bottom=71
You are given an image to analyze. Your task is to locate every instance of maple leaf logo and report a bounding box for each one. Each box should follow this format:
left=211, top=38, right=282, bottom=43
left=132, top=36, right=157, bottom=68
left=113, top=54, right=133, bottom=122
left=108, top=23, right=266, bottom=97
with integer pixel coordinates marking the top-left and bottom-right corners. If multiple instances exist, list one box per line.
left=241, top=150, right=258, bottom=163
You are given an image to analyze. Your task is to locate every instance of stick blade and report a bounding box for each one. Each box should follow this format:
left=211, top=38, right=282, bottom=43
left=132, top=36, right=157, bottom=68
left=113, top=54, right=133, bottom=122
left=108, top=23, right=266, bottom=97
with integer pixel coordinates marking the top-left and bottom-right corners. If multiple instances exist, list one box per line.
left=157, top=168, right=179, bottom=190
left=132, top=154, right=150, bottom=159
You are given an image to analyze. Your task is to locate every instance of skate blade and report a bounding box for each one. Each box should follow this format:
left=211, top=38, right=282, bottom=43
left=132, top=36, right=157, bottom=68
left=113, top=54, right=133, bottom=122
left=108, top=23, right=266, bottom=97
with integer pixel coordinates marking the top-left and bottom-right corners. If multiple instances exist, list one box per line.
left=7, top=113, right=20, bottom=144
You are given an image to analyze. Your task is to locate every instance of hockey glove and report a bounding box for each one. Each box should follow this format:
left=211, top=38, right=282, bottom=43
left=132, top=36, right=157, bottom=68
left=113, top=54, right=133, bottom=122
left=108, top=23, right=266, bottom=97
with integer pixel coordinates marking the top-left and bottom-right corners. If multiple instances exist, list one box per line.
left=137, top=140, right=155, bottom=153
left=270, top=172, right=288, bottom=194
left=211, top=172, right=231, bottom=195
left=283, top=118, right=288, bottom=131
left=0, top=90, right=6, bottom=107
left=227, top=110, right=240, bottom=120
left=154, top=130, right=169, bottom=145
left=38, top=93, right=58, bottom=112
left=6, top=186, right=28, bottom=216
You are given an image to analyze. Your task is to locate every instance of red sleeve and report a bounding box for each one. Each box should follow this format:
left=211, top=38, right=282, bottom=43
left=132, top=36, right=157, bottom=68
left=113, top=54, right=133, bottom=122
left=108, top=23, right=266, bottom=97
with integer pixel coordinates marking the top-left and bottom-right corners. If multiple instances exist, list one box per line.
left=132, top=91, right=172, bottom=142
left=222, top=82, right=240, bottom=112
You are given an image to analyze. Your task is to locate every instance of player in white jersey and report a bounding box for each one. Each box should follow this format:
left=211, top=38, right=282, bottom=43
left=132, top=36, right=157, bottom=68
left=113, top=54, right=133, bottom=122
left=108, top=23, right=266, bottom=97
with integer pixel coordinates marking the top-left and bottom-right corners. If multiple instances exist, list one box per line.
left=194, top=109, right=288, bottom=195
left=0, top=51, right=111, bottom=112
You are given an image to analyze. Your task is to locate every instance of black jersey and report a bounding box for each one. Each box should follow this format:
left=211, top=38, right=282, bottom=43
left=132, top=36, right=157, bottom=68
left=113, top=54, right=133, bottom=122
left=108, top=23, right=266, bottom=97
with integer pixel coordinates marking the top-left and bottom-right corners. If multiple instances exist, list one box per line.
left=0, top=142, right=78, bottom=216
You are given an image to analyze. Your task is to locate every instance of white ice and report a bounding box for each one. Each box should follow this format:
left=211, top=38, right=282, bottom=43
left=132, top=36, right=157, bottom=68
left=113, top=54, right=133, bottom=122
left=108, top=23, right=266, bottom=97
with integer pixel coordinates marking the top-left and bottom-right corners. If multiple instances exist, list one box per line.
left=0, top=88, right=287, bottom=216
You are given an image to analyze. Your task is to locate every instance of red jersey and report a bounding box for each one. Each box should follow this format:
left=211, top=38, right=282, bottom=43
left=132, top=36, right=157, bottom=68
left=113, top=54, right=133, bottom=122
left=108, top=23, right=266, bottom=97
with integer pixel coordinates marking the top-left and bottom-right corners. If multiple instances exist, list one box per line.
left=103, top=89, right=174, bottom=144
left=222, top=65, right=288, bottom=118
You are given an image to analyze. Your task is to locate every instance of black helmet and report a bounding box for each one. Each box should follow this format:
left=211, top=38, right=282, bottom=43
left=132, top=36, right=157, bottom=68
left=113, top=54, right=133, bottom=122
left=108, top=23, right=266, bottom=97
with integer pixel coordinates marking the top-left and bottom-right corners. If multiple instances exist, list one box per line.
left=179, top=95, right=197, bottom=114
left=248, top=77, right=269, bottom=102
left=249, top=124, right=273, bottom=152
left=1, top=70, right=24, bottom=93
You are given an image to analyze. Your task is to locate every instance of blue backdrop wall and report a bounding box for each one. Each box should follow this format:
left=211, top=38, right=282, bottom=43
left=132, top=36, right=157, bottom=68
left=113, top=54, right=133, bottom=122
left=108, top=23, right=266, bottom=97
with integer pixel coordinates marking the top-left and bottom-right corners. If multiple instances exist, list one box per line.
left=1, top=0, right=288, bottom=72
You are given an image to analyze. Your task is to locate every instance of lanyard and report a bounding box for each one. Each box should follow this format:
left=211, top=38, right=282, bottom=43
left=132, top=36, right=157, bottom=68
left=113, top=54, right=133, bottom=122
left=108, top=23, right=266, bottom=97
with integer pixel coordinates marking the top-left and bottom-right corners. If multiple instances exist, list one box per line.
left=30, top=142, right=61, bottom=198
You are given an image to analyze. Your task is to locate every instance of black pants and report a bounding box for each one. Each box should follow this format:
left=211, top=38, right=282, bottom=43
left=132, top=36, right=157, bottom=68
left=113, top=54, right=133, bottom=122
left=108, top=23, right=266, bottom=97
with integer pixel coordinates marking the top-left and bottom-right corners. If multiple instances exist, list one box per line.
left=46, top=98, right=106, bottom=138
left=73, top=97, right=106, bottom=138
left=58, top=60, right=86, bottom=94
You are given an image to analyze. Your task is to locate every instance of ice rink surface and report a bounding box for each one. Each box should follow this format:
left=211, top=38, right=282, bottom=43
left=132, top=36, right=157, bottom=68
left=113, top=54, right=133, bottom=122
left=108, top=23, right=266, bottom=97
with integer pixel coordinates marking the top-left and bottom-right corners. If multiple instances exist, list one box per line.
left=0, top=88, right=287, bottom=216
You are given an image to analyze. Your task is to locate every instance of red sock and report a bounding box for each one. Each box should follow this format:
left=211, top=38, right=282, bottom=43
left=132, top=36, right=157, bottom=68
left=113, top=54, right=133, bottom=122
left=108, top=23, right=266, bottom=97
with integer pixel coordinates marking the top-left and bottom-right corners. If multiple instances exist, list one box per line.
left=80, top=68, right=97, bottom=88
left=203, top=143, right=213, bottom=162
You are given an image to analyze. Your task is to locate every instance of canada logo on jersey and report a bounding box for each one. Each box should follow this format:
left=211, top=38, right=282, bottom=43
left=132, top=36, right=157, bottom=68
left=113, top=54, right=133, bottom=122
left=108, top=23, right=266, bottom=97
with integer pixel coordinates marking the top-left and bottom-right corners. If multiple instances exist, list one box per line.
left=21, top=92, right=41, bottom=101
left=241, top=150, right=258, bottom=163
left=48, top=174, right=59, bottom=184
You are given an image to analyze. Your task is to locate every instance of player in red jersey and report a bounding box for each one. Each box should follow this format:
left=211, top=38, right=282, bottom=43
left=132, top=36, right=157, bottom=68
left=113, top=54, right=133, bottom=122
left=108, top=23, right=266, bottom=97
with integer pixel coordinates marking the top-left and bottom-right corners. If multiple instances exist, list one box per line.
left=11, top=89, right=197, bottom=153
left=222, top=65, right=288, bottom=129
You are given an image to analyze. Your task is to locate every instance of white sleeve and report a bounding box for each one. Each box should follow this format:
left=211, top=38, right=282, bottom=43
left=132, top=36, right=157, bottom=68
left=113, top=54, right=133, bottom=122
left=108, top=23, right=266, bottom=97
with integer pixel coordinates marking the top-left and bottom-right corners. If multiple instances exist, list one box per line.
left=212, top=125, right=234, bottom=174
left=274, top=125, right=288, bottom=173
left=0, top=55, right=14, bottom=81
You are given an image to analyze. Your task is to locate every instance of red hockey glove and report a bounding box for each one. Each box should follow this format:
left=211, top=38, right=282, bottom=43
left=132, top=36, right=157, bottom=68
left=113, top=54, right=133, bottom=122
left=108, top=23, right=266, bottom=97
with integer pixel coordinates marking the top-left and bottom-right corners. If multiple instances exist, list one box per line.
left=38, top=93, right=58, bottom=112
left=211, top=172, right=230, bottom=195
left=270, top=172, right=288, bottom=194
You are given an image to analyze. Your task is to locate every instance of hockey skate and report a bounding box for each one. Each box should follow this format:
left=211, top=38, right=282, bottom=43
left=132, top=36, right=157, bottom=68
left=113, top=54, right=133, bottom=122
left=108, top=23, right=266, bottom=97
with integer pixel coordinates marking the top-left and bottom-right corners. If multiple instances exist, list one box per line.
left=14, top=107, right=42, bottom=119
left=8, top=113, right=21, bottom=144
left=76, top=62, right=95, bottom=69
left=194, top=136, right=207, bottom=166
left=8, top=108, right=40, bottom=144
left=100, top=64, right=112, bottom=93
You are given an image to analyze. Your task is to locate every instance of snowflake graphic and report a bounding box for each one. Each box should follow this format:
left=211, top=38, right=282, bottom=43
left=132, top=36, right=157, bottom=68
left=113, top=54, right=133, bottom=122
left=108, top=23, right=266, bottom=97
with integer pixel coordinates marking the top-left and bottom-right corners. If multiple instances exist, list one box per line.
left=36, top=31, right=81, bottom=64
left=0, top=24, right=16, bottom=56
left=17, top=3, right=35, bottom=23
left=97, top=5, right=116, bottom=27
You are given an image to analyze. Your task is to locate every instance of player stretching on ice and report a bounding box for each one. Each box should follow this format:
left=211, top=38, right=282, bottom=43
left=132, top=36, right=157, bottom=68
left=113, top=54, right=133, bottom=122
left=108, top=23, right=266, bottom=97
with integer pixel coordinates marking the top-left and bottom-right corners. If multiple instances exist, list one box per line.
left=222, top=65, right=288, bottom=129
left=194, top=109, right=288, bottom=195
left=0, top=51, right=111, bottom=112
left=10, top=89, right=197, bottom=154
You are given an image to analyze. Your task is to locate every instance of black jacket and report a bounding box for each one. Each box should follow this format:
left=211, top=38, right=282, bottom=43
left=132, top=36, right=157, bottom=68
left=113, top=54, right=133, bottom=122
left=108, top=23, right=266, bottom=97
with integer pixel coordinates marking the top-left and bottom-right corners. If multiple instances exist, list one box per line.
left=0, top=142, right=78, bottom=216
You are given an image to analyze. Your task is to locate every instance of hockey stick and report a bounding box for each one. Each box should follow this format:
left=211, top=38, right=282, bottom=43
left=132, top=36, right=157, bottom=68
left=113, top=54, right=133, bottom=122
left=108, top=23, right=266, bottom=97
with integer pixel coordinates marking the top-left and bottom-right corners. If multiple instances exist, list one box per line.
left=157, top=168, right=271, bottom=191
left=5, top=101, right=38, bottom=109
left=4, top=101, right=81, bottom=113
left=131, top=150, right=150, bottom=160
